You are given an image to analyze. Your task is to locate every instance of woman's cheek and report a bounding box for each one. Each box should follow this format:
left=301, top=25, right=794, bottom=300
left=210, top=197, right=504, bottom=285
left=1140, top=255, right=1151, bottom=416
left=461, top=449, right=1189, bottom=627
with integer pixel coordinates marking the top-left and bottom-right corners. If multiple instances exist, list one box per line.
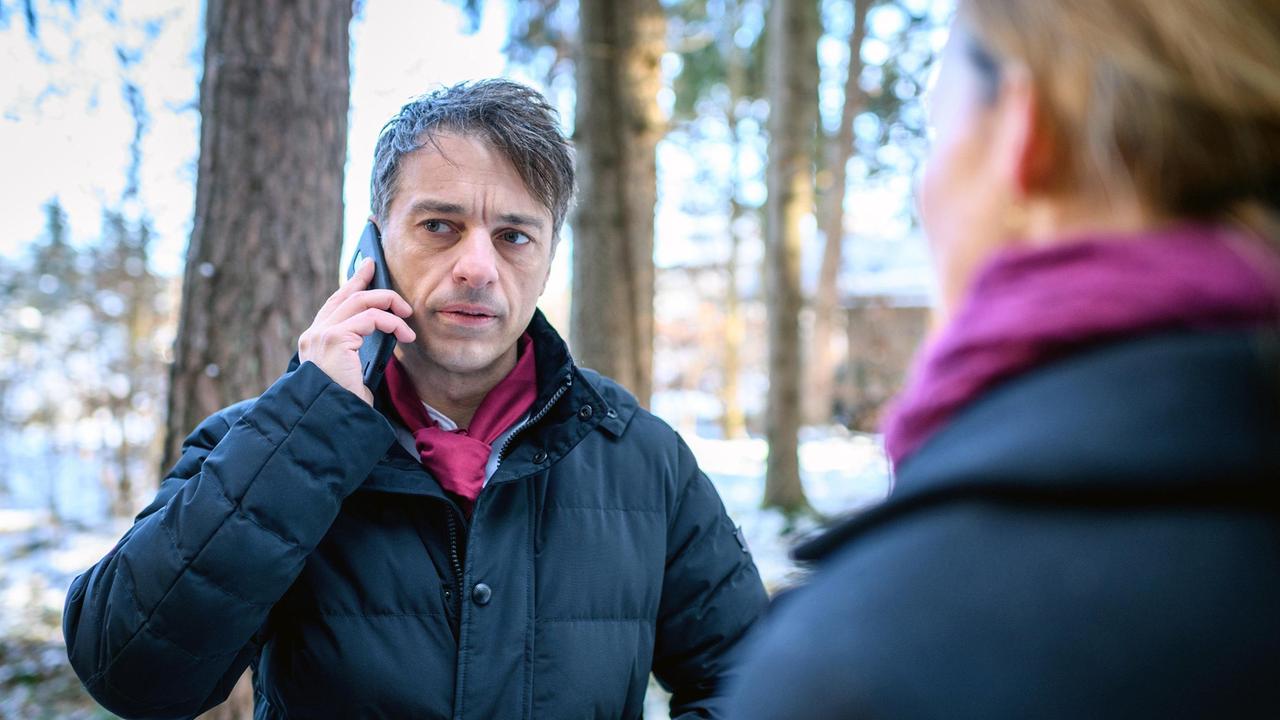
left=919, top=142, right=959, bottom=265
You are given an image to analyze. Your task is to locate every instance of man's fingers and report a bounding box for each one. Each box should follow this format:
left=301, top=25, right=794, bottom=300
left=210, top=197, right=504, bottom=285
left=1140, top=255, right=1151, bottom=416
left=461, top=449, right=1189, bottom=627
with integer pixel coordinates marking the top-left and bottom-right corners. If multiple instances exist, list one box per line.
left=329, top=288, right=413, bottom=325
left=316, top=258, right=376, bottom=323
left=339, top=308, right=417, bottom=344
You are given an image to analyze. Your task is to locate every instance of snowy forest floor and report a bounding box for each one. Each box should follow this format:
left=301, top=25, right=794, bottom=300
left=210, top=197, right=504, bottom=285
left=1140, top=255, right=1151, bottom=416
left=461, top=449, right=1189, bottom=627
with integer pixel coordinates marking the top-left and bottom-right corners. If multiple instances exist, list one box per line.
left=0, top=429, right=891, bottom=719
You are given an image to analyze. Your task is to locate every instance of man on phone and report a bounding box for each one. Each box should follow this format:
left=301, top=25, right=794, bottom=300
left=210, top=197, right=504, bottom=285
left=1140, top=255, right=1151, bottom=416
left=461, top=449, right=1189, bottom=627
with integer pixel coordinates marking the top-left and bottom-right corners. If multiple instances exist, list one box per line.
left=64, top=79, right=767, bottom=719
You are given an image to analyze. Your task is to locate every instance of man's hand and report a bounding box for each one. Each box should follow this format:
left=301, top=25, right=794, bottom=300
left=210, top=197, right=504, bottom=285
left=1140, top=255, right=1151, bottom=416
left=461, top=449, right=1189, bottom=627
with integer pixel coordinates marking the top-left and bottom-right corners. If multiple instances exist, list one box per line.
left=298, top=258, right=416, bottom=406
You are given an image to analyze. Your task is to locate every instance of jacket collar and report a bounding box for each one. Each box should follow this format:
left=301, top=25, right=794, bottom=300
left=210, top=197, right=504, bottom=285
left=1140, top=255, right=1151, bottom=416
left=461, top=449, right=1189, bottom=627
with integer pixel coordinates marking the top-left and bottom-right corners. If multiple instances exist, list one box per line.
left=797, top=329, right=1280, bottom=562
left=359, top=308, right=638, bottom=495
left=524, top=308, right=634, bottom=437
left=287, top=308, right=637, bottom=433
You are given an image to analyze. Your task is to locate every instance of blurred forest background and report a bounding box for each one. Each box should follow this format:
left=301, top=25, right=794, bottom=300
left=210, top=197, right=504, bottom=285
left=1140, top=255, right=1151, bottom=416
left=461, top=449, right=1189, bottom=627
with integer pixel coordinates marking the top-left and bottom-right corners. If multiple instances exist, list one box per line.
left=0, top=0, right=947, bottom=716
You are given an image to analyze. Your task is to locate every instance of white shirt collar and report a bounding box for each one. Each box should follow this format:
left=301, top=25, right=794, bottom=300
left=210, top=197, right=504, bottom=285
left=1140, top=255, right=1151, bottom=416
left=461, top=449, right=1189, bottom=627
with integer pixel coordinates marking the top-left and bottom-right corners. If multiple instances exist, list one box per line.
left=391, top=402, right=531, bottom=487
left=422, top=402, right=459, bottom=432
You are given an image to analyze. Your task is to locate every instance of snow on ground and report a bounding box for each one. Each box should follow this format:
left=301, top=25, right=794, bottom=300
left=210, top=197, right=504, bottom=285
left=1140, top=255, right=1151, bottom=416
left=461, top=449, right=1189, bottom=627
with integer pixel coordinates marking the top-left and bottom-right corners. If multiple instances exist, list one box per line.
left=0, top=513, right=129, bottom=642
left=0, top=432, right=891, bottom=718
left=0, top=510, right=129, bottom=718
left=689, top=429, right=893, bottom=590
left=645, top=429, right=892, bottom=717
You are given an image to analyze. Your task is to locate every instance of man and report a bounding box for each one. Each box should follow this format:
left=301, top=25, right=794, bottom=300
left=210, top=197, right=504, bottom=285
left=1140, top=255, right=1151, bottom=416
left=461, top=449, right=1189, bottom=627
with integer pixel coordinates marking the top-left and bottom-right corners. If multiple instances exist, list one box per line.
left=64, top=79, right=767, bottom=719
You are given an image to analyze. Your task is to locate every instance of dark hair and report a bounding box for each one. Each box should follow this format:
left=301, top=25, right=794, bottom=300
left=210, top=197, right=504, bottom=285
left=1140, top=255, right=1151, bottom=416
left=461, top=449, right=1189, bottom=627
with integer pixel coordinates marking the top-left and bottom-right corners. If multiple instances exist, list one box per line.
left=370, top=79, right=577, bottom=236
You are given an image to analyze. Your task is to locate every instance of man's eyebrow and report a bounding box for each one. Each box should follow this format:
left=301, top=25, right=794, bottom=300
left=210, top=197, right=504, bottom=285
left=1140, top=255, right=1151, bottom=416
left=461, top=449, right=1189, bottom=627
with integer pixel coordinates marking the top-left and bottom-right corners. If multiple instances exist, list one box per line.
left=408, top=200, right=545, bottom=231
left=499, top=212, right=545, bottom=231
left=408, top=199, right=467, bottom=216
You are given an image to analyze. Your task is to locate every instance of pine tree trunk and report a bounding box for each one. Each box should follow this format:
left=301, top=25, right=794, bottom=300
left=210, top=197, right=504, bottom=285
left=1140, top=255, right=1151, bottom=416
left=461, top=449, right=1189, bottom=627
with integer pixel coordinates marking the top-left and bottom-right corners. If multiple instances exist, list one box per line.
left=763, top=0, right=819, bottom=514
left=570, top=0, right=665, bottom=405
left=115, top=408, right=132, bottom=517
left=163, top=0, right=352, bottom=473
left=721, top=4, right=748, bottom=440
left=162, top=2, right=352, bottom=718
left=722, top=197, right=747, bottom=439
left=807, top=0, right=871, bottom=426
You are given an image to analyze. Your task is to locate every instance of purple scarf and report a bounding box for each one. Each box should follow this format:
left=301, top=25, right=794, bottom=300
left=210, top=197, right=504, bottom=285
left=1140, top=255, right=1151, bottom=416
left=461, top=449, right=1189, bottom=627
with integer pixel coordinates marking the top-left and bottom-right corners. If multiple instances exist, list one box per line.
left=384, top=334, right=537, bottom=515
left=883, top=223, right=1280, bottom=468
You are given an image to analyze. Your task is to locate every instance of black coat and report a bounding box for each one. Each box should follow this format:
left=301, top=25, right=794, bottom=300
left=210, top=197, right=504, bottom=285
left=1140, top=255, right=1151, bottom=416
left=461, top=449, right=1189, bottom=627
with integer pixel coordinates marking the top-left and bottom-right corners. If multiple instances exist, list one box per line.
left=64, top=311, right=768, bottom=719
left=728, top=329, right=1280, bottom=719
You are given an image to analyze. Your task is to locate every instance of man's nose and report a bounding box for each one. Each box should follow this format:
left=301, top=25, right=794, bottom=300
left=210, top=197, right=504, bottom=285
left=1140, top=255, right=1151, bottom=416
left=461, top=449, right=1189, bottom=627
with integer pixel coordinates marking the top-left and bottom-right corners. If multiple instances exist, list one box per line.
left=451, top=228, right=499, bottom=289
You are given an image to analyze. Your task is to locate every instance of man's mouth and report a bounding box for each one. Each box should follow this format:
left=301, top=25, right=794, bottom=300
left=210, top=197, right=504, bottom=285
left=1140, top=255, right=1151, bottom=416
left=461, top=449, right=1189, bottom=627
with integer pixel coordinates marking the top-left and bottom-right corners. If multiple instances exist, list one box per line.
left=437, top=303, right=500, bottom=324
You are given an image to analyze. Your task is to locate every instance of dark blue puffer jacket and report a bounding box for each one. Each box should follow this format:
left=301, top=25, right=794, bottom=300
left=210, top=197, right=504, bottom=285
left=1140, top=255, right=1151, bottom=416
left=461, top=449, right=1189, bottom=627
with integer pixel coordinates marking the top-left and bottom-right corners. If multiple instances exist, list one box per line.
left=64, top=310, right=768, bottom=719
left=727, top=330, right=1280, bottom=719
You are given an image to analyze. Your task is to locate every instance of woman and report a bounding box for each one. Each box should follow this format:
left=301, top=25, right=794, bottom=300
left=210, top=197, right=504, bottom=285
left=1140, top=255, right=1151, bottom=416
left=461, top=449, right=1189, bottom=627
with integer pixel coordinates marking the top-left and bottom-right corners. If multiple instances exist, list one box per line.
left=727, top=1, right=1280, bottom=718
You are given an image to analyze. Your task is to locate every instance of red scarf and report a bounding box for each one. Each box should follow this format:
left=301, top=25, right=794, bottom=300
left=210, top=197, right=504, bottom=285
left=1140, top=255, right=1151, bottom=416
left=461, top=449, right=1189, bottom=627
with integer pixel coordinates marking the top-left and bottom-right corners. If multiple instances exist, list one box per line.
left=883, top=224, right=1280, bottom=469
left=384, top=334, right=537, bottom=512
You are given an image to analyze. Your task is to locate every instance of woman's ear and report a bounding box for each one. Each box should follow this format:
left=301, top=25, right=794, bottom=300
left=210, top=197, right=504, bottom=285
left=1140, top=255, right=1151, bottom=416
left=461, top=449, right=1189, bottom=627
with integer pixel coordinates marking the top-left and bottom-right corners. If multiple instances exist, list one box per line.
left=997, top=69, right=1057, bottom=197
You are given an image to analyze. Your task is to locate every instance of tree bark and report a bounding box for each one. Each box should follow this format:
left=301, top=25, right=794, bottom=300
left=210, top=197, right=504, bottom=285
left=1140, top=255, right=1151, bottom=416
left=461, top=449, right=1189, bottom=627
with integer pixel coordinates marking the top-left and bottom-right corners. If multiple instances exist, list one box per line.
left=807, top=0, right=871, bottom=426
left=721, top=191, right=747, bottom=440
left=763, top=0, right=819, bottom=514
left=163, top=0, right=352, bottom=473
left=162, top=2, right=352, bottom=717
left=720, top=0, right=748, bottom=440
left=570, top=0, right=665, bottom=405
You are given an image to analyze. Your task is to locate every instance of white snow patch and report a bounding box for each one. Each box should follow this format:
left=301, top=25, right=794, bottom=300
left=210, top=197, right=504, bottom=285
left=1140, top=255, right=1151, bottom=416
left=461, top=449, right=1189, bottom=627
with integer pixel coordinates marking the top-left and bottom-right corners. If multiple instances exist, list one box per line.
left=685, top=430, right=892, bottom=595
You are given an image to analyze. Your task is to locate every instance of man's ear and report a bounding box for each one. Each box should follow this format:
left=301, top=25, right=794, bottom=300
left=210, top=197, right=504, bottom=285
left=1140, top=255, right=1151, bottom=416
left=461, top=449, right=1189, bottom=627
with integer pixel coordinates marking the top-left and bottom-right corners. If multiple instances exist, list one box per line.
left=996, top=69, right=1056, bottom=197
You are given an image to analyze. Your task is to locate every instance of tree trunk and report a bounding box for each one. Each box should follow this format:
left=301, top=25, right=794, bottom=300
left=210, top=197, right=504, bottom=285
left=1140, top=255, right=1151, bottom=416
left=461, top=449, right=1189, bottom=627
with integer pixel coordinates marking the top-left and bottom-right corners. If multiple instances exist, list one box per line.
left=114, top=405, right=132, bottom=517
left=721, top=200, right=747, bottom=440
left=763, top=0, right=819, bottom=514
left=570, top=0, right=665, bottom=406
left=807, top=0, right=871, bottom=426
left=163, top=0, right=352, bottom=472
left=162, top=2, right=352, bottom=718
left=720, top=0, right=748, bottom=440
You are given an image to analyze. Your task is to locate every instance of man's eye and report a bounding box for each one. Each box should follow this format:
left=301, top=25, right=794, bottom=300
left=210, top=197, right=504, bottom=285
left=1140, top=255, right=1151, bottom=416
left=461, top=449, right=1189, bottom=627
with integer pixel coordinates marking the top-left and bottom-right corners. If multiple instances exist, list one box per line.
left=501, top=230, right=532, bottom=246
left=423, top=219, right=449, bottom=233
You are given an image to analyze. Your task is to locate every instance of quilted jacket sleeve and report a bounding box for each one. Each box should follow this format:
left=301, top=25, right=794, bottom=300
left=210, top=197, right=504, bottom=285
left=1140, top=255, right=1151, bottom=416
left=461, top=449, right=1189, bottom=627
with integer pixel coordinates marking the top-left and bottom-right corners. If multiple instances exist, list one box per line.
left=651, top=435, right=770, bottom=719
left=62, top=362, right=395, bottom=719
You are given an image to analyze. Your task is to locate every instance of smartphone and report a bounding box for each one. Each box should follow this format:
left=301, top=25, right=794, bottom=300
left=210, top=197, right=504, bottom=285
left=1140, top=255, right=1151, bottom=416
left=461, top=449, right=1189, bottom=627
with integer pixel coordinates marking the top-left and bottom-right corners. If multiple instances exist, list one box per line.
left=345, top=221, right=397, bottom=391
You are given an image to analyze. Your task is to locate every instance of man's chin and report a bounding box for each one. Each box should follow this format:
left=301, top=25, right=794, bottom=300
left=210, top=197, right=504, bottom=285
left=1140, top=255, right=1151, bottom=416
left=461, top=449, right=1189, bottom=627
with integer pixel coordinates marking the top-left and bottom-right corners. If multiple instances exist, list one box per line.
left=414, top=337, right=514, bottom=377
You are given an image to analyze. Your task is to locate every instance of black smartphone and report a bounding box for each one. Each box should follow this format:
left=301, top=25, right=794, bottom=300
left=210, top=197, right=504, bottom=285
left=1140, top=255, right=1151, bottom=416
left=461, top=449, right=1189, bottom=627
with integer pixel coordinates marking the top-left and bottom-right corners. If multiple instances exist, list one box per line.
left=345, top=220, right=397, bottom=391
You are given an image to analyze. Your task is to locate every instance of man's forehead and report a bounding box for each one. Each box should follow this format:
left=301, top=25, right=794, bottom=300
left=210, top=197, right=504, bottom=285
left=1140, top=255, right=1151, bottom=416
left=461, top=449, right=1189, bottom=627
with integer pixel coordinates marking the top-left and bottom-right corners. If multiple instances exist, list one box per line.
left=396, top=136, right=551, bottom=223
left=406, top=134, right=508, bottom=175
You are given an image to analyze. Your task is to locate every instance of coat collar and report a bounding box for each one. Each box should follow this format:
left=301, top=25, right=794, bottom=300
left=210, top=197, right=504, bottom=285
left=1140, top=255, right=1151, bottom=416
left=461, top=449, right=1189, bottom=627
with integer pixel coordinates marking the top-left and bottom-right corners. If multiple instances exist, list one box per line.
left=796, top=329, right=1280, bottom=562
left=357, top=308, right=639, bottom=495
left=286, top=308, right=638, bottom=438
left=523, top=308, right=635, bottom=438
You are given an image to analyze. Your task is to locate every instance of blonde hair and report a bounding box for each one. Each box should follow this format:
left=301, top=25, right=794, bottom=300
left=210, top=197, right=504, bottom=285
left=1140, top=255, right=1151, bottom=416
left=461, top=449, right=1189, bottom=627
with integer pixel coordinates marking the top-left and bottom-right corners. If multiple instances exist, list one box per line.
left=959, top=0, right=1280, bottom=238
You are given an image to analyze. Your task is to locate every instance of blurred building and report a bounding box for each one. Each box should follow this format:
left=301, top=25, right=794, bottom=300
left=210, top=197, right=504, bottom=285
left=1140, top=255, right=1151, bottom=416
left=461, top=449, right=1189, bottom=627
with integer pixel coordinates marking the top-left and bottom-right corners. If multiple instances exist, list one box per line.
left=651, top=228, right=934, bottom=436
left=838, top=295, right=930, bottom=431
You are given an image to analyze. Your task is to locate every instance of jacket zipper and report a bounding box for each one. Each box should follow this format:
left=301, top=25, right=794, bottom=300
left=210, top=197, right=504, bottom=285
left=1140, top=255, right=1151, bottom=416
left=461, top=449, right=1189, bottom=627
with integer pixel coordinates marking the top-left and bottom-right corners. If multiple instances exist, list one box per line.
left=445, top=509, right=464, bottom=626
left=495, top=372, right=573, bottom=462
left=445, top=371, right=572, bottom=634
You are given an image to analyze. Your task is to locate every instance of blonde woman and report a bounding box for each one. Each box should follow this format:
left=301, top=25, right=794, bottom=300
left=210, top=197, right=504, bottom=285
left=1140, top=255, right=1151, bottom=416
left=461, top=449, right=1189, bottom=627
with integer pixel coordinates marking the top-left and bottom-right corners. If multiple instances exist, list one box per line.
left=728, top=2, right=1280, bottom=717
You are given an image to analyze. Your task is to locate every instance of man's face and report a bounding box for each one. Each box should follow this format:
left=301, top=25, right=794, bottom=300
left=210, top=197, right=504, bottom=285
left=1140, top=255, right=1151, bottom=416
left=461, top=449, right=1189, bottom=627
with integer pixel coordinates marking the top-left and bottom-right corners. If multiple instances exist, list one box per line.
left=380, top=132, right=555, bottom=380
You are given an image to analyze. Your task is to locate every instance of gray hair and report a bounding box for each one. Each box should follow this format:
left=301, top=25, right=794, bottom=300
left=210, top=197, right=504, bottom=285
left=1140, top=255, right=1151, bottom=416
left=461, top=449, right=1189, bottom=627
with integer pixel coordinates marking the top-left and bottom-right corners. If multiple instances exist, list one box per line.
left=370, top=79, right=576, bottom=237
